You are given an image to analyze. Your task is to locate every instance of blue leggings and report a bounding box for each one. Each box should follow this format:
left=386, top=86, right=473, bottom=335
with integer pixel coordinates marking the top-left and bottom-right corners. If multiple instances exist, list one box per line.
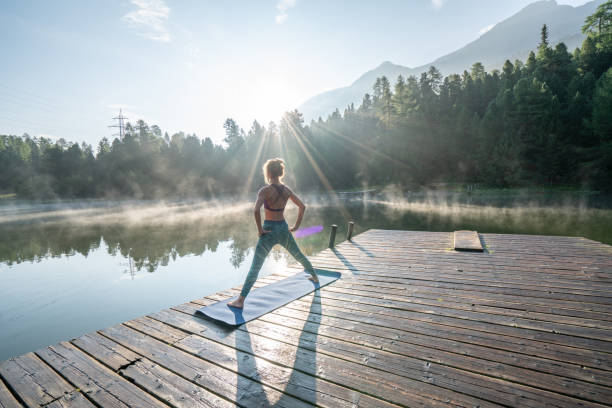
left=240, top=220, right=316, bottom=297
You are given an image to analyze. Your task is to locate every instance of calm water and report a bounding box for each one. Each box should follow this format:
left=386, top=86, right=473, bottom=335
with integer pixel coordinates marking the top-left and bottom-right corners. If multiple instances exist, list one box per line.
left=1, top=192, right=611, bottom=361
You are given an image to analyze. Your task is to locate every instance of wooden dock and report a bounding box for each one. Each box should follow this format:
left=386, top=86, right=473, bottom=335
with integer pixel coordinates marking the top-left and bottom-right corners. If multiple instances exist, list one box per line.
left=1, top=229, right=611, bottom=407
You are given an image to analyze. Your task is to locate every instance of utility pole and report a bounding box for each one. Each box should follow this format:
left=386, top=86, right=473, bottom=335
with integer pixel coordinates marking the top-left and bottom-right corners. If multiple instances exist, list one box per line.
left=109, top=109, right=128, bottom=139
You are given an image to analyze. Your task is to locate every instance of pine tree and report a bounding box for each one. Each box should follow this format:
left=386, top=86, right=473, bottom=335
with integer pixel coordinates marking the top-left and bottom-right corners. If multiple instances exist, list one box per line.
left=540, top=24, right=549, bottom=49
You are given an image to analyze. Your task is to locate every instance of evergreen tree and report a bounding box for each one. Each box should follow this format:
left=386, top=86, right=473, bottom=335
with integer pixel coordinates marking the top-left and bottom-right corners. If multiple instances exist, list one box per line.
left=1, top=5, right=611, bottom=197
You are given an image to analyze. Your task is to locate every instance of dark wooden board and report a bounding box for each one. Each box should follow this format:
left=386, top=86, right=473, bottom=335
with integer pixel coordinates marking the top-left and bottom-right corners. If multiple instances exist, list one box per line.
left=257, top=275, right=612, bottom=327
left=204, top=288, right=612, bottom=351
left=140, top=312, right=483, bottom=408
left=99, top=324, right=317, bottom=408
left=71, top=332, right=140, bottom=371
left=36, top=342, right=168, bottom=408
left=43, top=392, right=94, bottom=408
left=71, top=332, right=236, bottom=408
left=0, top=378, right=22, bottom=408
left=0, top=353, right=79, bottom=407
left=160, top=304, right=612, bottom=407
left=454, top=230, right=484, bottom=251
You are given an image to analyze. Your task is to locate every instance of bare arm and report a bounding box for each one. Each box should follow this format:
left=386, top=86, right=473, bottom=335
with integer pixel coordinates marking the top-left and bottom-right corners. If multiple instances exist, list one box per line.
left=288, top=191, right=306, bottom=232
left=253, top=190, right=269, bottom=236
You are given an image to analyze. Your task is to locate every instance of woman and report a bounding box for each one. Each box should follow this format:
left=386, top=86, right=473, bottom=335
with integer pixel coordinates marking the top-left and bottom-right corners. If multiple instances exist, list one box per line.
left=228, top=158, right=318, bottom=309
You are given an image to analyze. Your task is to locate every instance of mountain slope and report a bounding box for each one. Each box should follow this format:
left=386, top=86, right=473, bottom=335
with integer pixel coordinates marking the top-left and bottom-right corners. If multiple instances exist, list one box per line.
left=299, top=0, right=603, bottom=121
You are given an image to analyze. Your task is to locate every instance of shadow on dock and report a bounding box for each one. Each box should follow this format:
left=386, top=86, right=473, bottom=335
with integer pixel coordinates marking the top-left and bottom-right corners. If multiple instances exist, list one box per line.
left=331, top=247, right=361, bottom=275
left=236, top=292, right=321, bottom=406
left=348, top=240, right=375, bottom=257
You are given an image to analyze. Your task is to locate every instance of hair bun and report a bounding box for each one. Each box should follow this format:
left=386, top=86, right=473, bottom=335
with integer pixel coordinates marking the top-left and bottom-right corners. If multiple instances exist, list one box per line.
left=263, top=158, right=285, bottom=183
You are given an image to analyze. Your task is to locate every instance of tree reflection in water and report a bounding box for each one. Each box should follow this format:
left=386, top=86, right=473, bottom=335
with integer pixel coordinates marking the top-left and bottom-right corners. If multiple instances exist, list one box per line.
left=1, top=193, right=610, bottom=271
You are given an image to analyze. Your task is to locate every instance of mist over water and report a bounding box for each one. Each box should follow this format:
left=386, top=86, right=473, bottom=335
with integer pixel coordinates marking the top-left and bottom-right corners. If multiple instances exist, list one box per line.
left=0, top=191, right=610, bottom=361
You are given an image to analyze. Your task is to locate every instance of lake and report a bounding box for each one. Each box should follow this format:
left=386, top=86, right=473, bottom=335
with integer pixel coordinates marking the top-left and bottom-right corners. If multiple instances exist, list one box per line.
left=1, top=191, right=611, bottom=361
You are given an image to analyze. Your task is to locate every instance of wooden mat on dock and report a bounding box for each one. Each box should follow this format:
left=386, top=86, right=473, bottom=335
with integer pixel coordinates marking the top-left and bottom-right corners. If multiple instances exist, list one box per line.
left=454, top=230, right=483, bottom=251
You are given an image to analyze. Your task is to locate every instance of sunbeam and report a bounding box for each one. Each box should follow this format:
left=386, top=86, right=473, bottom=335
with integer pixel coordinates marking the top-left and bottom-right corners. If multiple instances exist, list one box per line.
left=242, top=132, right=267, bottom=196
left=282, top=115, right=351, bottom=219
left=315, top=121, right=414, bottom=172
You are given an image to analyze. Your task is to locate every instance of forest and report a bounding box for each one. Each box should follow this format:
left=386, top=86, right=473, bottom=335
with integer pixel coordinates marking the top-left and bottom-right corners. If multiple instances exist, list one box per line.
left=1, top=2, right=611, bottom=199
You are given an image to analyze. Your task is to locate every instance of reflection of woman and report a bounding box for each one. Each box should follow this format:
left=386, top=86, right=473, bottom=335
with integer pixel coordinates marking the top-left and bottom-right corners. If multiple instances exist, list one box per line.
left=228, top=158, right=318, bottom=309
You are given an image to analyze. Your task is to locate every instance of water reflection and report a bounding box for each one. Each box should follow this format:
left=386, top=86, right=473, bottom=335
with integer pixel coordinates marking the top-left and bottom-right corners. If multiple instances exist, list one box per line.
left=1, top=194, right=611, bottom=271
left=0, top=201, right=333, bottom=271
left=0, top=194, right=610, bottom=361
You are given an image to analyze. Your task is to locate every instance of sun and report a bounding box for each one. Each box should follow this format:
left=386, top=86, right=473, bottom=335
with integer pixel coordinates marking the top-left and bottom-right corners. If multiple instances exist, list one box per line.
left=242, top=72, right=302, bottom=124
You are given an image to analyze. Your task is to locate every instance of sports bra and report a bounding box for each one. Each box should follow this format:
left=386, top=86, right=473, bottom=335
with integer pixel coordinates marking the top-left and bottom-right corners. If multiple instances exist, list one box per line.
left=264, top=184, right=288, bottom=212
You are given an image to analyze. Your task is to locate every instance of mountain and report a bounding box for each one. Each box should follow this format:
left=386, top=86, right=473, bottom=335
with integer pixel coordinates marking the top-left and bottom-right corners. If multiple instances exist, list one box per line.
left=298, top=0, right=604, bottom=121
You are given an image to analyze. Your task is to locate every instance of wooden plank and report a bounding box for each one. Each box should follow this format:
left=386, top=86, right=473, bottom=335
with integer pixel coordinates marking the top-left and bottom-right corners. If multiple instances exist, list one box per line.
left=44, top=392, right=94, bottom=408
left=99, top=324, right=319, bottom=408
left=0, top=353, right=77, bottom=407
left=262, top=275, right=612, bottom=323
left=281, top=274, right=612, bottom=316
left=180, top=297, right=612, bottom=406
left=318, top=248, right=612, bottom=281
left=268, top=298, right=612, bottom=370
left=0, top=378, right=22, bottom=408
left=131, top=315, right=439, bottom=408
left=346, top=237, right=611, bottom=259
left=346, top=235, right=611, bottom=268
left=186, top=292, right=612, bottom=374
left=145, top=317, right=499, bottom=408
left=103, top=323, right=407, bottom=408
left=71, top=332, right=140, bottom=371
left=121, top=360, right=237, bottom=408
left=308, top=256, right=612, bottom=294
left=308, top=266, right=612, bottom=303
left=171, top=303, right=603, bottom=408
left=36, top=342, right=168, bottom=408
left=254, top=304, right=612, bottom=385
left=454, top=230, right=484, bottom=251
left=325, top=243, right=612, bottom=275
left=205, top=288, right=612, bottom=350
left=203, top=284, right=612, bottom=387
left=309, top=255, right=612, bottom=286
left=259, top=276, right=612, bottom=328
left=71, top=332, right=236, bottom=408
left=304, top=267, right=612, bottom=306
left=124, top=317, right=190, bottom=345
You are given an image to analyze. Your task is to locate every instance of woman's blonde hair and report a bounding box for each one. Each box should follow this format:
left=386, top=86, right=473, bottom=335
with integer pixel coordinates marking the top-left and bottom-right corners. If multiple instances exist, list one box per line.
left=263, top=158, right=285, bottom=184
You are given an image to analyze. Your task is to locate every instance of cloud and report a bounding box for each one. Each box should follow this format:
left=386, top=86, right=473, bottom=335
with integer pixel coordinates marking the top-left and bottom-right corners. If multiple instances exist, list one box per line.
left=275, top=0, right=296, bottom=24
left=431, top=0, right=443, bottom=9
left=123, top=0, right=171, bottom=43
left=479, top=24, right=495, bottom=36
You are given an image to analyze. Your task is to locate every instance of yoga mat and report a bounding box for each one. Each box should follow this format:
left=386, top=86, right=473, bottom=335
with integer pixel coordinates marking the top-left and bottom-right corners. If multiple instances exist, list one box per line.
left=196, top=269, right=341, bottom=326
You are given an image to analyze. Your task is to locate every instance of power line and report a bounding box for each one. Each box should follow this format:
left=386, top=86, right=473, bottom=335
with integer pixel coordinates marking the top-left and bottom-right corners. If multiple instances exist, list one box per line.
left=0, top=83, right=60, bottom=107
left=108, top=109, right=128, bottom=139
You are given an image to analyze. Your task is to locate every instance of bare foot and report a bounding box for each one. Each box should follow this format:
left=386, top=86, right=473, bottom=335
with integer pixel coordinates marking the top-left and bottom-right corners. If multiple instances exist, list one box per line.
left=308, top=275, right=319, bottom=283
left=228, top=296, right=245, bottom=309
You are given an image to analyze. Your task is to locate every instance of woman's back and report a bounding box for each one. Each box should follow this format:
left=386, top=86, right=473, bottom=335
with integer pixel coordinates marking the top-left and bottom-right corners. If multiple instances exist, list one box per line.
left=262, top=184, right=291, bottom=220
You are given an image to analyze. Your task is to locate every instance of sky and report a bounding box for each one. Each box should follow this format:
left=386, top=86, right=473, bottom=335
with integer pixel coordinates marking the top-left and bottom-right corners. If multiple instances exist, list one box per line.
left=0, top=0, right=593, bottom=146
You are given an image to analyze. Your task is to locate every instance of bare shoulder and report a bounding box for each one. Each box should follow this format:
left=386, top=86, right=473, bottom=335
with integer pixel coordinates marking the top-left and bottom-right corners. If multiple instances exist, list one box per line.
left=282, top=184, right=293, bottom=197
left=257, top=185, right=271, bottom=198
